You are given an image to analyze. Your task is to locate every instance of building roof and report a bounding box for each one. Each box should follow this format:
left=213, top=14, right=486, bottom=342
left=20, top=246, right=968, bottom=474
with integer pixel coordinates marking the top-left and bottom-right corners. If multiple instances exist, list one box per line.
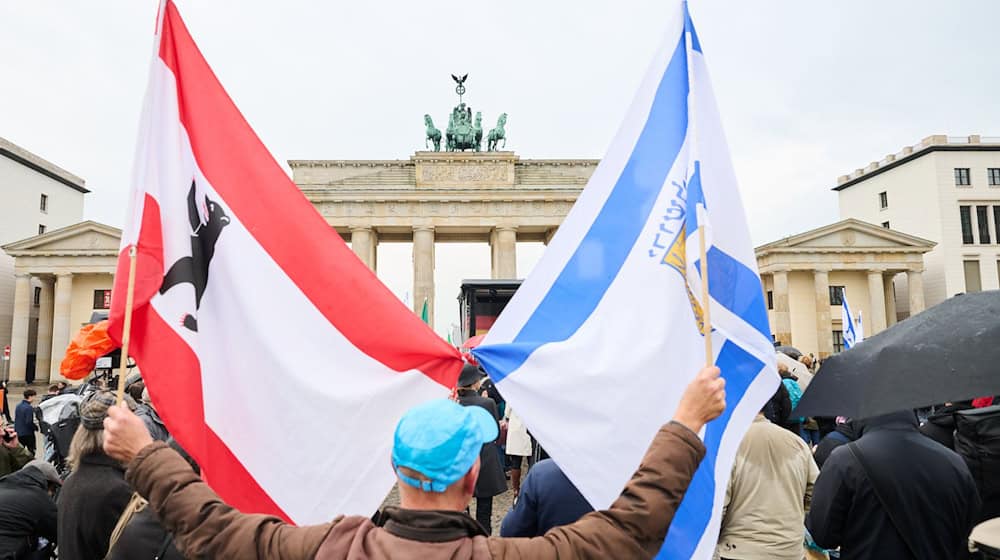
left=755, top=218, right=936, bottom=255
left=833, top=134, right=1000, bottom=192
left=2, top=220, right=121, bottom=256
left=0, top=136, right=89, bottom=193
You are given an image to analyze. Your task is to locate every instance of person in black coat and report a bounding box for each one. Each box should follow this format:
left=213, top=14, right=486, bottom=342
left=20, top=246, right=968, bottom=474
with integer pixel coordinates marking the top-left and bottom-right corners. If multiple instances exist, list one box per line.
left=0, top=460, right=60, bottom=559
left=107, top=438, right=198, bottom=560
left=807, top=410, right=981, bottom=559
left=58, top=391, right=135, bottom=560
left=500, top=458, right=593, bottom=537
left=455, top=364, right=507, bottom=535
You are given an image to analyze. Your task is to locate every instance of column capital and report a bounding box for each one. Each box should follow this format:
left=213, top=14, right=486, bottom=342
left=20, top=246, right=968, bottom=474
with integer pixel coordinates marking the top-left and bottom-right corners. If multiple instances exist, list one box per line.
left=349, top=225, right=373, bottom=233
left=812, top=267, right=832, bottom=275
left=494, top=225, right=518, bottom=233
left=55, top=271, right=74, bottom=278
left=866, top=267, right=888, bottom=275
left=412, top=225, right=435, bottom=233
left=14, top=272, right=31, bottom=279
left=907, top=266, right=925, bottom=274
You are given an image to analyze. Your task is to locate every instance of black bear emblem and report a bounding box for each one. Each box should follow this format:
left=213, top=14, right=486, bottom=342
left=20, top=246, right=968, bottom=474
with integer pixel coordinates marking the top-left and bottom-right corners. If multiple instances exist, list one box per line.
left=159, top=181, right=230, bottom=332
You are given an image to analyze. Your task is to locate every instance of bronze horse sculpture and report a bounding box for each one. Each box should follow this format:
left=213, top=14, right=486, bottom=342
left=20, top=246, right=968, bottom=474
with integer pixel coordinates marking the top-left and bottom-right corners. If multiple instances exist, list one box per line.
left=424, top=114, right=442, bottom=152
left=487, top=113, right=507, bottom=151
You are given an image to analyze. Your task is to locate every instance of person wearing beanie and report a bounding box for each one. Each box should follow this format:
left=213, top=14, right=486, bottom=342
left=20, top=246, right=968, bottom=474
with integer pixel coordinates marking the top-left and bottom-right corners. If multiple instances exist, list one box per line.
left=58, top=391, right=136, bottom=560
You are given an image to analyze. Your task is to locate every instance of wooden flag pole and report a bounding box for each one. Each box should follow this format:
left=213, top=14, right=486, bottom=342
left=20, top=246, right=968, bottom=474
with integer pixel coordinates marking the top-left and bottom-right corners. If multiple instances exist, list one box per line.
left=699, top=225, right=713, bottom=367
left=115, top=245, right=138, bottom=404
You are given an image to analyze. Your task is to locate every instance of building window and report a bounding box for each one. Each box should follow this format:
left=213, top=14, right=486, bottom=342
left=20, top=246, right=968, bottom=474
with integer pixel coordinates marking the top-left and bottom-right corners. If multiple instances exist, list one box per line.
left=882, top=221, right=890, bottom=229
left=829, top=285, right=845, bottom=306
left=832, top=330, right=844, bottom=353
left=960, top=206, right=974, bottom=244
left=964, top=260, right=982, bottom=293
left=37, top=224, right=46, bottom=235
left=33, top=287, right=41, bottom=307
left=767, top=290, right=773, bottom=310
left=977, top=206, right=992, bottom=244
left=994, top=206, right=1000, bottom=245
left=879, top=191, right=888, bottom=209
left=989, top=168, right=1000, bottom=186
left=93, top=289, right=112, bottom=310
left=39, top=194, right=48, bottom=212
left=955, top=168, right=971, bottom=186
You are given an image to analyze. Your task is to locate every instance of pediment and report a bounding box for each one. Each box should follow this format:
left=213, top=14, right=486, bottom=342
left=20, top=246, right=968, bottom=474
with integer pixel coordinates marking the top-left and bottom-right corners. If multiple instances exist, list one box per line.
left=3, top=221, right=122, bottom=255
left=756, top=219, right=935, bottom=254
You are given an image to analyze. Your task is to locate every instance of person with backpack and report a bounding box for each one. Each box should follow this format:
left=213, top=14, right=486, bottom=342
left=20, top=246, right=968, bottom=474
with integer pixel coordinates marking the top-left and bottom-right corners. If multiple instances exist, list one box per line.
left=777, top=364, right=804, bottom=437
left=808, top=410, right=981, bottom=559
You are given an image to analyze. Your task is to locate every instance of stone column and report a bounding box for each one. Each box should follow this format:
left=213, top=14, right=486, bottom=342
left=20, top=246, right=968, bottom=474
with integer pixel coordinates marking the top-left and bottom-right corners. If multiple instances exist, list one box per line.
left=412, top=227, right=435, bottom=326
left=543, top=228, right=556, bottom=246
left=813, top=269, right=833, bottom=359
left=772, top=269, right=792, bottom=345
left=907, top=268, right=926, bottom=316
left=34, top=278, right=55, bottom=384
left=49, top=273, right=74, bottom=382
left=867, top=270, right=887, bottom=334
left=350, top=227, right=375, bottom=271
left=491, top=226, right=517, bottom=279
left=8, top=274, right=32, bottom=383
left=883, top=272, right=897, bottom=327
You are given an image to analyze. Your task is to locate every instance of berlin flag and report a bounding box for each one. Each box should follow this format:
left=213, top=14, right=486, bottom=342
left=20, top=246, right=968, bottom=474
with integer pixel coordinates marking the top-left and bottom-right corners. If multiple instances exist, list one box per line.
left=109, top=1, right=463, bottom=524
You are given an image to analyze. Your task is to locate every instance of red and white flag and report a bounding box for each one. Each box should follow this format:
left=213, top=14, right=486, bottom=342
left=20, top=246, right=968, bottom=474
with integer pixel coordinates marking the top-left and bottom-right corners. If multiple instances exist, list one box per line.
left=109, top=1, right=463, bottom=524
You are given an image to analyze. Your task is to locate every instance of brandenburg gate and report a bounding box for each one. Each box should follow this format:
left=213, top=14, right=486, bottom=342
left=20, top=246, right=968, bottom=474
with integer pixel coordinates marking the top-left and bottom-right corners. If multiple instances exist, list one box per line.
left=290, top=152, right=596, bottom=325
left=290, top=75, right=595, bottom=325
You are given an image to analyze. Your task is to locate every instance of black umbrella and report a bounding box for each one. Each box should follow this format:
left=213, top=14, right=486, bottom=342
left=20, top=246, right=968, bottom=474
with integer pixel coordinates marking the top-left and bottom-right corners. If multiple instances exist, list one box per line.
left=795, top=290, right=1000, bottom=419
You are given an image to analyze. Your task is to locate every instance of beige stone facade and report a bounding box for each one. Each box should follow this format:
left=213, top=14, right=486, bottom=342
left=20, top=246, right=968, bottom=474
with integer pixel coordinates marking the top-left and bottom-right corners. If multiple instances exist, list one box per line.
left=2, top=222, right=119, bottom=383
left=290, top=151, right=595, bottom=325
left=756, top=219, right=934, bottom=359
left=836, top=134, right=1000, bottom=309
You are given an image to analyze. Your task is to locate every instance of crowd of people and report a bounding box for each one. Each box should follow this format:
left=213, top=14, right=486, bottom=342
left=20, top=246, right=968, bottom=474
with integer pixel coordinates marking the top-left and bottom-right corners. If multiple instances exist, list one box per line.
left=0, top=354, right=996, bottom=559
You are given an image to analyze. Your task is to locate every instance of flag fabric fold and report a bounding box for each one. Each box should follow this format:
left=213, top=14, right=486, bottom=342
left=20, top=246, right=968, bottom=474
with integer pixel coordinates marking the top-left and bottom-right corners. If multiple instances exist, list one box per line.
left=472, top=3, right=777, bottom=558
left=109, top=0, right=462, bottom=524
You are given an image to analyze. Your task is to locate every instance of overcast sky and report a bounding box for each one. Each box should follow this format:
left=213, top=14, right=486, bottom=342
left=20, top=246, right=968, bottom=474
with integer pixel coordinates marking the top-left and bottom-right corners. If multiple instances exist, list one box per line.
left=3, top=1, right=998, bottom=334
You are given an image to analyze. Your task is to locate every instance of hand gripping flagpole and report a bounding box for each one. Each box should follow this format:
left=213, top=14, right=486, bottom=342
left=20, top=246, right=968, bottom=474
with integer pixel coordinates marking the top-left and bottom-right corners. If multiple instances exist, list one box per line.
left=115, top=245, right=138, bottom=404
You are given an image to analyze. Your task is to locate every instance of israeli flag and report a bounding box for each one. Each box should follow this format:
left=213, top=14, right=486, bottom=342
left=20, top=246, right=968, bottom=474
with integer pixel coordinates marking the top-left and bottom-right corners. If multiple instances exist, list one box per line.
left=842, top=293, right=863, bottom=349
left=473, top=3, right=778, bottom=558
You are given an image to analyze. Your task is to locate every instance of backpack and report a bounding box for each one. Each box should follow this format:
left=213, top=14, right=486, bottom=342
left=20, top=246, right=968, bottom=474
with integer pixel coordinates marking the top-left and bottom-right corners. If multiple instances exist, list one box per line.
left=954, top=404, right=1000, bottom=523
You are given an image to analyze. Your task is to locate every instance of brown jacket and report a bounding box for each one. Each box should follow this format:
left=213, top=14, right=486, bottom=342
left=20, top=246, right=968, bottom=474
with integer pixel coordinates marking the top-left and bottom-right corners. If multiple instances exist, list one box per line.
left=126, top=421, right=705, bottom=559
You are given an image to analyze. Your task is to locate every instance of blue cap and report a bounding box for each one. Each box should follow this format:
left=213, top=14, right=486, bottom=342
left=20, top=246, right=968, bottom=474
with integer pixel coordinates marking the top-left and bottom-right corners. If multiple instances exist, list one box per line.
left=392, top=399, right=498, bottom=493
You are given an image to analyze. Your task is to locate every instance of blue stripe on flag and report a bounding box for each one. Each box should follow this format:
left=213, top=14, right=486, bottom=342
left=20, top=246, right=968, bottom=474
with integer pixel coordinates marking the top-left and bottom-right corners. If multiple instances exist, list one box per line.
left=684, top=160, right=705, bottom=232
left=704, top=247, right=770, bottom=340
left=656, top=340, right=763, bottom=558
left=683, top=2, right=702, bottom=53
left=474, top=34, right=690, bottom=382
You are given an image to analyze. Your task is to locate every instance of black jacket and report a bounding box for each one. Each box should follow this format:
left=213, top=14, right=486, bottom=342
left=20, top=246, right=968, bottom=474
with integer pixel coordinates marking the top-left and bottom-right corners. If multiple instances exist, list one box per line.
left=456, top=390, right=507, bottom=498
left=807, top=411, right=981, bottom=559
left=58, top=452, right=133, bottom=560
left=0, top=467, right=57, bottom=558
left=108, top=505, right=185, bottom=560
left=920, top=403, right=972, bottom=449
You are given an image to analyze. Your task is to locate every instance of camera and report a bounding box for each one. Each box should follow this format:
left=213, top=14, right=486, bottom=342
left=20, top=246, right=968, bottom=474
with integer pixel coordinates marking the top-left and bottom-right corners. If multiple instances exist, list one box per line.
left=2, top=429, right=14, bottom=442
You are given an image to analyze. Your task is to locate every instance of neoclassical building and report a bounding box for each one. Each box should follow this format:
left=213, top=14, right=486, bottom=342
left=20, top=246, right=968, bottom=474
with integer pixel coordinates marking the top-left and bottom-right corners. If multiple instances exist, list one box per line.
left=291, top=151, right=595, bottom=325
left=2, top=221, right=118, bottom=384
left=757, top=218, right=934, bottom=358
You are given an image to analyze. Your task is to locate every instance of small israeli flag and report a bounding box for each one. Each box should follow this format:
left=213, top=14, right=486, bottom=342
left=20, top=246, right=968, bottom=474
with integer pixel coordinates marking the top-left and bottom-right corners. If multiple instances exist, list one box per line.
left=842, top=293, right=864, bottom=349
